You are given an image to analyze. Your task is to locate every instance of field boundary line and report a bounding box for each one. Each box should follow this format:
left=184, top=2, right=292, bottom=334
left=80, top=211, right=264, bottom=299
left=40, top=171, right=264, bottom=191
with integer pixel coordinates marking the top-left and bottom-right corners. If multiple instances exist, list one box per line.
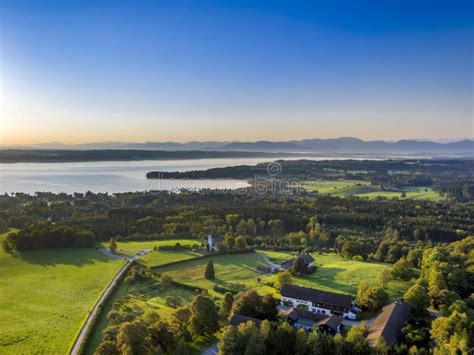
left=69, top=258, right=131, bottom=355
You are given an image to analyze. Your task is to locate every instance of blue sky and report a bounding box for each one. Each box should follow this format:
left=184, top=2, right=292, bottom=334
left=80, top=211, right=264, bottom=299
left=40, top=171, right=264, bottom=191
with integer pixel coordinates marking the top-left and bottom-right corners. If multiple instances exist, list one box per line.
left=1, top=0, right=472, bottom=144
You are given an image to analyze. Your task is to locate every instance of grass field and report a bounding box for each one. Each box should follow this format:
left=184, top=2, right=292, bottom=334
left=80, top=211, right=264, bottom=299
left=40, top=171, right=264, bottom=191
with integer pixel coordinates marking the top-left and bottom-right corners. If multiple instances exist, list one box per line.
left=299, top=180, right=444, bottom=201
left=155, top=252, right=269, bottom=291
left=358, top=187, right=445, bottom=201
left=299, top=180, right=373, bottom=196
left=259, top=251, right=415, bottom=299
left=98, top=239, right=203, bottom=249
left=139, top=249, right=202, bottom=268
left=0, top=231, right=124, bottom=354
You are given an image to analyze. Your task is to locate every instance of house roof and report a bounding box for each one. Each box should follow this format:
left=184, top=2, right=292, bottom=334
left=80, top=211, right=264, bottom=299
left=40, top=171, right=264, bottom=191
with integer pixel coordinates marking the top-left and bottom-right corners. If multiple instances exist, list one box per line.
left=280, top=284, right=354, bottom=310
left=284, top=308, right=343, bottom=332
left=229, top=314, right=262, bottom=328
left=367, top=300, right=410, bottom=346
left=300, top=253, right=315, bottom=264
left=285, top=308, right=328, bottom=323
left=281, top=253, right=315, bottom=269
left=317, top=315, right=343, bottom=331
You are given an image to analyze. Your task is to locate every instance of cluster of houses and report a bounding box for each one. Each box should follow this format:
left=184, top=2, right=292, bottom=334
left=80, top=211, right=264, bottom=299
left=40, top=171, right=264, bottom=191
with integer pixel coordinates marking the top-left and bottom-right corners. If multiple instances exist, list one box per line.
left=280, top=284, right=410, bottom=347
left=230, top=283, right=411, bottom=348
left=209, top=234, right=411, bottom=347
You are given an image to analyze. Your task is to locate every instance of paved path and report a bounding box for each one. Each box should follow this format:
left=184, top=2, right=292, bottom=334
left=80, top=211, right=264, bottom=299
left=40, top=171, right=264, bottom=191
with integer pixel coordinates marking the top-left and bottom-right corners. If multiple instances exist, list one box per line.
left=98, top=248, right=125, bottom=259
left=70, top=249, right=152, bottom=355
left=256, top=251, right=282, bottom=271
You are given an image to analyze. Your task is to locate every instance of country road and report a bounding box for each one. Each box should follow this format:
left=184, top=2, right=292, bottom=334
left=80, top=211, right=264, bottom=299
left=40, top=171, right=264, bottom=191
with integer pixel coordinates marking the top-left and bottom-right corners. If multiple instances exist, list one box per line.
left=256, top=251, right=282, bottom=271
left=69, top=249, right=151, bottom=355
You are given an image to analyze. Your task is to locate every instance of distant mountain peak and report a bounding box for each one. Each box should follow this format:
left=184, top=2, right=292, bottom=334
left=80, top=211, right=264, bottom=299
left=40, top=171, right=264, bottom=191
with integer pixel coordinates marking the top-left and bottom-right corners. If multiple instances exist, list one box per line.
left=2, top=137, right=472, bottom=156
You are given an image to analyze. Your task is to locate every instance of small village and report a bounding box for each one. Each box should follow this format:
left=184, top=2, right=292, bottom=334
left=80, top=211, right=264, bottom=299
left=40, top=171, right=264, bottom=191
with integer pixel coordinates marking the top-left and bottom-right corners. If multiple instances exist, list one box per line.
left=206, top=234, right=415, bottom=350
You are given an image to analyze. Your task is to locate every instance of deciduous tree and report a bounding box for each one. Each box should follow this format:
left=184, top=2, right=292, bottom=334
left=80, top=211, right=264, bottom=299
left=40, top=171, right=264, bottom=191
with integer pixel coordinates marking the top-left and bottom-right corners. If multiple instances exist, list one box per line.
left=235, top=236, right=247, bottom=250
left=109, top=238, right=117, bottom=253
left=189, top=295, right=219, bottom=336
left=275, top=271, right=292, bottom=291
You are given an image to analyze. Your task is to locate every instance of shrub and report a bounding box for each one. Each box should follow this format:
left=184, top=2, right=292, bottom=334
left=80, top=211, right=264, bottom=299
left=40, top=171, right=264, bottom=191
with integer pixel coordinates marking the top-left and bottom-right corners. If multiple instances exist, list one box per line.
left=165, top=296, right=183, bottom=308
left=213, top=284, right=236, bottom=294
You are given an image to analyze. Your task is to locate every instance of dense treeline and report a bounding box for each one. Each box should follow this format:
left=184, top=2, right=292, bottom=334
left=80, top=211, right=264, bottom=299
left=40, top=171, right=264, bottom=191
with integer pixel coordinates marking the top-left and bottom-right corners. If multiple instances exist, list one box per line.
left=148, top=159, right=473, bottom=180
left=147, top=159, right=474, bottom=200
left=395, top=236, right=474, bottom=354
left=2, top=223, right=95, bottom=252
left=0, top=149, right=289, bottom=163
left=1, top=190, right=472, bottom=254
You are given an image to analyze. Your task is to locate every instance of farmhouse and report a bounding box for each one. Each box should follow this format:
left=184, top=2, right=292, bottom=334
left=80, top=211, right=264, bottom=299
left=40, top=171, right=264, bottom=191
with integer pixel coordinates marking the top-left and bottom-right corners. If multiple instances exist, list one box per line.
left=284, top=308, right=343, bottom=335
left=280, top=253, right=315, bottom=270
left=367, top=300, right=410, bottom=347
left=269, top=253, right=315, bottom=272
left=280, top=284, right=358, bottom=320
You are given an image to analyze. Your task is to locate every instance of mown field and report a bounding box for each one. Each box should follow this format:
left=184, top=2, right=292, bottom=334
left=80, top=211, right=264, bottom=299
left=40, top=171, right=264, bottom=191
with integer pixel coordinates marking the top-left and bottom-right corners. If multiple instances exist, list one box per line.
left=0, top=230, right=125, bottom=355
left=358, top=187, right=445, bottom=201
left=299, top=179, right=373, bottom=196
left=259, top=251, right=415, bottom=299
left=155, top=252, right=269, bottom=291
left=299, top=180, right=444, bottom=201
left=139, top=249, right=202, bottom=268
left=98, top=239, right=202, bottom=249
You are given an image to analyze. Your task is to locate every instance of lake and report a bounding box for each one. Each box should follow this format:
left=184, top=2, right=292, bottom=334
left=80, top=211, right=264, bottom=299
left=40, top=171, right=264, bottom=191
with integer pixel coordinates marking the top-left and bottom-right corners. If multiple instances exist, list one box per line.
left=0, top=156, right=384, bottom=194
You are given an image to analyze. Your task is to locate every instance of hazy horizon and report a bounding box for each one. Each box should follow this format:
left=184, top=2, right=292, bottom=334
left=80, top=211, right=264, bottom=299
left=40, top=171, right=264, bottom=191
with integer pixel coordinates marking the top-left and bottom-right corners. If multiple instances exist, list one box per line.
left=1, top=0, right=472, bottom=145
left=1, top=136, right=474, bottom=149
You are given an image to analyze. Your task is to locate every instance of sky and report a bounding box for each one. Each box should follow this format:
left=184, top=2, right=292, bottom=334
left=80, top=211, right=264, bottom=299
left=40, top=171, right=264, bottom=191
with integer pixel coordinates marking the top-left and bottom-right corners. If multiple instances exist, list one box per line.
left=0, top=0, right=472, bottom=145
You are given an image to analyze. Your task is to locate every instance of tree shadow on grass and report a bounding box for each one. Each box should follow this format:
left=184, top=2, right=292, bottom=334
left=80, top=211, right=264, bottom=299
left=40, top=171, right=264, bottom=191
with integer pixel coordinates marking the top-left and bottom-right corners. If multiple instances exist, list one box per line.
left=12, top=247, right=120, bottom=266
left=303, top=267, right=358, bottom=295
left=235, top=263, right=260, bottom=275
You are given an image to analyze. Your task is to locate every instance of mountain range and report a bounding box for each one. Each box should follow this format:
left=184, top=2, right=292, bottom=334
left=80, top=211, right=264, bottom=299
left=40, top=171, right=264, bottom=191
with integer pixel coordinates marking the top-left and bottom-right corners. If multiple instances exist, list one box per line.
left=3, top=137, right=472, bottom=155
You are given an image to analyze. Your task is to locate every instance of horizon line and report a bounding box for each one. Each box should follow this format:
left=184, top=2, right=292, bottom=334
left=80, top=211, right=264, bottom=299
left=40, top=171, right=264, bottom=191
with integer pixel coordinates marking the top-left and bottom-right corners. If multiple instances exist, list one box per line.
left=1, top=136, right=473, bottom=148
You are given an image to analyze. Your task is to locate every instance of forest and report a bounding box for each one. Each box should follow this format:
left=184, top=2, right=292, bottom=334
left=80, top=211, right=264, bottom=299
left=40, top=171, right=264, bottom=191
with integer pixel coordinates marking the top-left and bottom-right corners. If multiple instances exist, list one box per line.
left=147, top=159, right=474, bottom=201
left=1, top=190, right=472, bottom=255
left=1, top=160, right=473, bottom=354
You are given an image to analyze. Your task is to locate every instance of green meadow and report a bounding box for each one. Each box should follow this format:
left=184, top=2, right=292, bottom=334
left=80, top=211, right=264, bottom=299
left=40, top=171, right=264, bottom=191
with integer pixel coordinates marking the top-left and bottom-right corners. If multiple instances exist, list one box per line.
left=299, top=180, right=444, bottom=201
left=0, top=231, right=124, bottom=354
left=155, top=252, right=269, bottom=291
left=139, top=249, right=202, bottom=268
left=357, top=187, right=445, bottom=201
left=98, top=238, right=202, bottom=249
left=260, top=251, right=415, bottom=299
left=299, top=179, right=373, bottom=196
